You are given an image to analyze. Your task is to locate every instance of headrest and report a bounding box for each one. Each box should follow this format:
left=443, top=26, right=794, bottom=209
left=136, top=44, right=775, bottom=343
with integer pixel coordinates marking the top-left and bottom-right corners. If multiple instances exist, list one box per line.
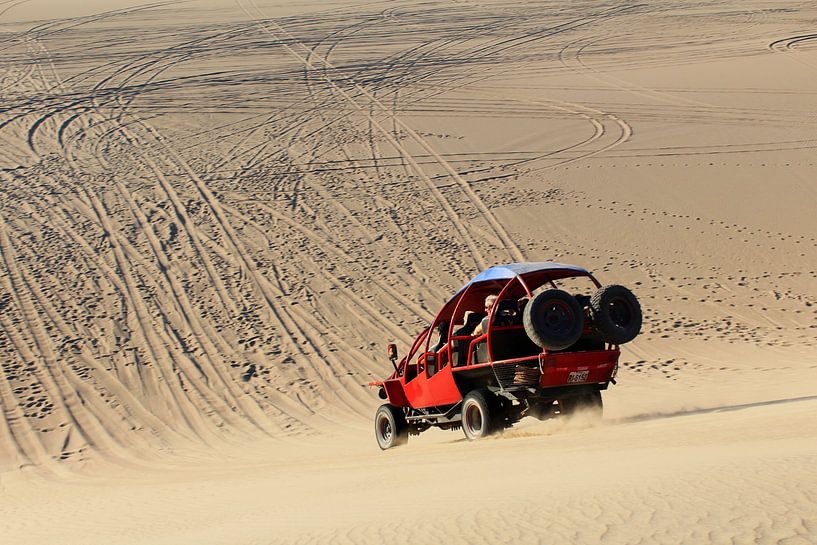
left=462, top=311, right=482, bottom=325
left=493, top=299, right=520, bottom=326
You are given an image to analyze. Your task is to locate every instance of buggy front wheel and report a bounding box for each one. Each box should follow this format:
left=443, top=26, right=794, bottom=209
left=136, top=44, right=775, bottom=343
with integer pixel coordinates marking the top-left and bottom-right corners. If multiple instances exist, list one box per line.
left=375, top=404, right=408, bottom=450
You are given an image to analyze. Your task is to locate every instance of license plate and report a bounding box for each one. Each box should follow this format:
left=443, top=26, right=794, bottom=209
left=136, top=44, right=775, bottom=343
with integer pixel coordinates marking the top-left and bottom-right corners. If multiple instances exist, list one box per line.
left=567, top=370, right=589, bottom=383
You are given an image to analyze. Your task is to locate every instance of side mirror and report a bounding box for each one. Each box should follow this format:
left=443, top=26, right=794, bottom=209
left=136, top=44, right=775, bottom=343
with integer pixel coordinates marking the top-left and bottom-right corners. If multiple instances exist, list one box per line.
left=387, top=343, right=398, bottom=372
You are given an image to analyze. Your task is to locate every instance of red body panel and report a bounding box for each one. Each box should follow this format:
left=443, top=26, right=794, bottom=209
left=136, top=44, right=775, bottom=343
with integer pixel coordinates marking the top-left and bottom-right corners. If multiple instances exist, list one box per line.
left=382, top=379, right=408, bottom=407
left=402, top=362, right=462, bottom=408
left=539, top=350, right=619, bottom=388
left=386, top=349, right=619, bottom=408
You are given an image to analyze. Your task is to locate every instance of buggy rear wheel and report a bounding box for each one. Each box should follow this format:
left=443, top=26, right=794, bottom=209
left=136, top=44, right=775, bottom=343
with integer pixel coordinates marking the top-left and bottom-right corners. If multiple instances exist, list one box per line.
left=375, top=404, right=408, bottom=450
left=461, top=390, right=496, bottom=440
left=557, top=390, right=603, bottom=420
left=528, top=399, right=556, bottom=421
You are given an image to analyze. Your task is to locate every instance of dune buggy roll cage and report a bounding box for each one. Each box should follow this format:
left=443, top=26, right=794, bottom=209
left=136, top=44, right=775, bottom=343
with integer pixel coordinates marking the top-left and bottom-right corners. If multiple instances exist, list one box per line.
left=400, top=263, right=602, bottom=374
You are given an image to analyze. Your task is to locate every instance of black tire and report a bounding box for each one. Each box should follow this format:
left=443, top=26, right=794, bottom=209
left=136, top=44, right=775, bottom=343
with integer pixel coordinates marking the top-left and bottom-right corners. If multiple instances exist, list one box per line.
left=493, top=397, right=521, bottom=430
left=528, top=399, right=555, bottom=421
left=557, top=390, right=603, bottom=420
left=461, top=390, right=496, bottom=440
left=523, top=289, right=584, bottom=350
left=375, top=404, right=408, bottom=450
left=590, top=285, right=642, bottom=345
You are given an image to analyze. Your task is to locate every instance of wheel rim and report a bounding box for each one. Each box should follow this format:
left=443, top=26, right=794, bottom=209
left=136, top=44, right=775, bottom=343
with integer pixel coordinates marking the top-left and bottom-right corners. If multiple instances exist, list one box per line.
left=464, top=401, right=483, bottom=436
left=378, top=415, right=392, bottom=443
left=608, top=297, right=632, bottom=327
left=540, top=300, right=574, bottom=337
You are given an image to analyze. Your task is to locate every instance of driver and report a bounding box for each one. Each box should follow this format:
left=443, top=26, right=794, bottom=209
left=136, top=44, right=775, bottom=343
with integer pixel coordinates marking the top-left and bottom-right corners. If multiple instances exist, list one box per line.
left=471, top=294, right=497, bottom=337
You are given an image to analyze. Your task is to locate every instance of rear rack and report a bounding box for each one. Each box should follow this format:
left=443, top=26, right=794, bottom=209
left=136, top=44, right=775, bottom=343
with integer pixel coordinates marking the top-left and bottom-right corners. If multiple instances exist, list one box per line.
left=492, top=360, right=540, bottom=390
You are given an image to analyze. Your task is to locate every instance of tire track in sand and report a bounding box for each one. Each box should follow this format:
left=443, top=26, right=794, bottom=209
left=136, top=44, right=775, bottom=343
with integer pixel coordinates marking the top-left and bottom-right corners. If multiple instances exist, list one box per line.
left=0, top=213, right=126, bottom=462
left=81, top=188, right=226, bottom=446
left=19, top=36, right=290, bottom=435
left=0, top=171, right=193, bottom=449
left=115, top=110, right=376, bottom=419
left=60, top=17, right=374, bottom=424
left=239, top=0, right=515, bottom=269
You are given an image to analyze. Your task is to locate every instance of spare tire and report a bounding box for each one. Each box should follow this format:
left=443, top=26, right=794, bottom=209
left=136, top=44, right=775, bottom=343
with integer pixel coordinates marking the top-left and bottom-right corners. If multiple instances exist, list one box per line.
left=590, top=285, right=642, bottom=344
left=523, top=289, right=584, bottom=350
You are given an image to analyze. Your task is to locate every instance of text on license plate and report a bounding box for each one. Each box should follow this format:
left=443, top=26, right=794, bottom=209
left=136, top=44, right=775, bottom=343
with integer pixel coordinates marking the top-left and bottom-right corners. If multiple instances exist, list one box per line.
left=567, top=370, right=589, bottom=383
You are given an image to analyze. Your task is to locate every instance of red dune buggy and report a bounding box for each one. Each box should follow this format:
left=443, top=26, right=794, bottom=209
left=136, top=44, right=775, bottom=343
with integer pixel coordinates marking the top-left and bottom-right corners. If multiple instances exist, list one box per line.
left=369, top=262, right=641, bottom=449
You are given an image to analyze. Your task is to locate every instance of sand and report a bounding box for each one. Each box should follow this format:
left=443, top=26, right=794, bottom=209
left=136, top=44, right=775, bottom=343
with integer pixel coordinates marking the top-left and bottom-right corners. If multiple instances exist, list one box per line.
left=0, top=0, right=815, bottom=543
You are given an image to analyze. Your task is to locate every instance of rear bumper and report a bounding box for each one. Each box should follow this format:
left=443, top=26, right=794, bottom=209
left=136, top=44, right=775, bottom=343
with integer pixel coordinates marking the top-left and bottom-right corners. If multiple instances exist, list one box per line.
left=539, top=349, right=619, bottom=388
left=488, top=349, right=619, bottom=392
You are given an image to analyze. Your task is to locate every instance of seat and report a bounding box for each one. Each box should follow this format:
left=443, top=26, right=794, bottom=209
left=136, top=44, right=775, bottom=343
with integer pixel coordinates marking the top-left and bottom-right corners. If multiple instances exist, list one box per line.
left=451, top=312, right=484, bottom=366
left=453, top=312, right=483, bottom=337
left=489, top=329, right=540, bottom=361
left=474, top=341, right=489, bottom=364
left=493, top=299, right=520, bottom=326
left=474, top=300, right=540, bottom=362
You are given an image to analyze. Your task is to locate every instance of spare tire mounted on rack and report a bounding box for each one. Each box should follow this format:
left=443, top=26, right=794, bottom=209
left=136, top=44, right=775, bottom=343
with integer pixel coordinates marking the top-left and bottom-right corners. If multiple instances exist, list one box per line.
left=590, top=284, right=642, bottom=345
left=523, top=289, right=584, bottom=351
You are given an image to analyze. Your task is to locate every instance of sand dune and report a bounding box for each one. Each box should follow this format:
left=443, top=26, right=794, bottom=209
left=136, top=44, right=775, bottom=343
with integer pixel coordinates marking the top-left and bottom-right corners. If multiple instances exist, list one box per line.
left=3, top=397, right=817, bottom=544
left=0, top=0, right=815, bottom=543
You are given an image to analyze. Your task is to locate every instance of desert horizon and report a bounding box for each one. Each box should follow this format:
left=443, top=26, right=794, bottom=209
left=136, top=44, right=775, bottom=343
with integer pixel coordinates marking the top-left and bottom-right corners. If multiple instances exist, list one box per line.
left=0, top=0, right=816, bottom=543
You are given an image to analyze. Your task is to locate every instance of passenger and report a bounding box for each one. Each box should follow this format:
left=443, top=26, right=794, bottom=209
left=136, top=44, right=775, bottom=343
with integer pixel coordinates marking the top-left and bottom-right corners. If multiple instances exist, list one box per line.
left=430, top=320, right=449, bottom=352
left=471, top=294, right=497, bottom=336
left=453, top=310, right=482, bottom=337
